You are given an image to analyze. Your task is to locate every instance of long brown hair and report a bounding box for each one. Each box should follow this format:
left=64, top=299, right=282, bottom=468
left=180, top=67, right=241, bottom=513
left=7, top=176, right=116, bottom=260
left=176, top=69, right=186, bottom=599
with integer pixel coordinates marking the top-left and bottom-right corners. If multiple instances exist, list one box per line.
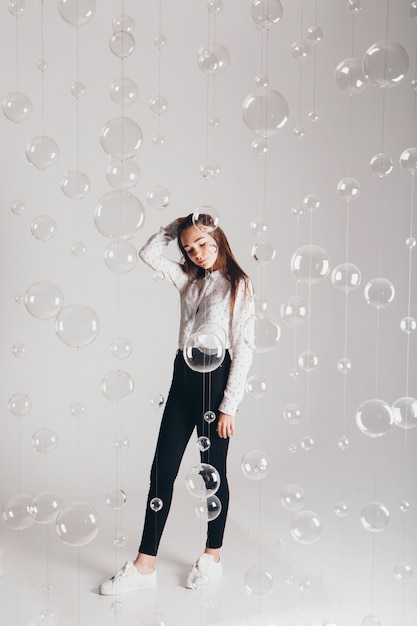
left=177, top=214, right=252, bottom=314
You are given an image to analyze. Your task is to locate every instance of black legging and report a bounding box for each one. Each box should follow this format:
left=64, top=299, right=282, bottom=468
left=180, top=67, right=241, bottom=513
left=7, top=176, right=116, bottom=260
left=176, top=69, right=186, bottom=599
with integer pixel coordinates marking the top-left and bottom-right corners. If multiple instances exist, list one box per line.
left=139, top=350, right=231, bottom=556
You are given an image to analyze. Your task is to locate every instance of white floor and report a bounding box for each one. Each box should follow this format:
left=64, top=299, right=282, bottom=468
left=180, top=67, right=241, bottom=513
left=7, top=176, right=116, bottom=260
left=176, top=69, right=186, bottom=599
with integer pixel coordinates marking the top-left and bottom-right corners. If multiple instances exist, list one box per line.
left=2, top=479, right=417, bottom=626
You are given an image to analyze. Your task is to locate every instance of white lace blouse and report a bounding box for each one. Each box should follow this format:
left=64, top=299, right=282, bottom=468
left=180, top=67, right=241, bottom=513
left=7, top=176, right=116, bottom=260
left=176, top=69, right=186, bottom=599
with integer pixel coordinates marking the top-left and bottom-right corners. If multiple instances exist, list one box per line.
left=139, top=220, right=254, bottom=417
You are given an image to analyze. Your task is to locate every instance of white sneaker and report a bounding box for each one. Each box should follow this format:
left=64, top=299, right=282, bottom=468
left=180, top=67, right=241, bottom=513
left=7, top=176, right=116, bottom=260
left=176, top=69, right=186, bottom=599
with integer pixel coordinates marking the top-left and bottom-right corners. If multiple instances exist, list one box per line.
left=99, top=561, right=157, bottom=595
left=185, top=554, right=223, bottom=589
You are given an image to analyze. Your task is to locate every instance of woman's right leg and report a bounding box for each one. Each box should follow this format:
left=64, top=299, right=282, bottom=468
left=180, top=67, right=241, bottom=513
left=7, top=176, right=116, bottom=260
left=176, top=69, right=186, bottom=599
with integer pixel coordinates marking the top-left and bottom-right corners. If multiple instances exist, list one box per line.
left=138, top=355, right=195, bottom=557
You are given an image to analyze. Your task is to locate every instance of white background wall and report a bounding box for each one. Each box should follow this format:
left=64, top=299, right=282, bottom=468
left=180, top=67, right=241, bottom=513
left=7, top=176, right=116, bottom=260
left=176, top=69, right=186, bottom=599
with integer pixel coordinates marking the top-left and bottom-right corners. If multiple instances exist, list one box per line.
left=1, top=1, right=417, bottom=625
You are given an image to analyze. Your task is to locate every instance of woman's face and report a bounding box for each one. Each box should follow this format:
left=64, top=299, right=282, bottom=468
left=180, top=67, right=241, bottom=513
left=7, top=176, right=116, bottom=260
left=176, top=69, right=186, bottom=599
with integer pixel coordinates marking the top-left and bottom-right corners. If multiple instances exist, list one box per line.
left=180, top=226, right=219, bottom=271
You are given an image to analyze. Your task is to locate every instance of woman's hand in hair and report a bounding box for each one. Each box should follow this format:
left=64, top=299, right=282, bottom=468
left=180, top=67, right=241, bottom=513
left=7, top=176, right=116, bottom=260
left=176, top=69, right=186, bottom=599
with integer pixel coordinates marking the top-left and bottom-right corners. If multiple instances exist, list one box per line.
left=216, top=413, right=235, bottom=439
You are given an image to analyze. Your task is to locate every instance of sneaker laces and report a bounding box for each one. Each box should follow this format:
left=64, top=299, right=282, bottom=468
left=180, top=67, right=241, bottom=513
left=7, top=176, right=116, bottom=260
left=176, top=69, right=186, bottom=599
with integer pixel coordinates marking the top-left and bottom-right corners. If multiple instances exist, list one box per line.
left=114, top=562, right=132, bottom=581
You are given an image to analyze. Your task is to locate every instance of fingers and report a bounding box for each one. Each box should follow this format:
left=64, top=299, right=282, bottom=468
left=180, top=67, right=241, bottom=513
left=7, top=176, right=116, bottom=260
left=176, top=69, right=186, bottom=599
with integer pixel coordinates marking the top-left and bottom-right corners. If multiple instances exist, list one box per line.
left=216, top=416, right=235, bottom=439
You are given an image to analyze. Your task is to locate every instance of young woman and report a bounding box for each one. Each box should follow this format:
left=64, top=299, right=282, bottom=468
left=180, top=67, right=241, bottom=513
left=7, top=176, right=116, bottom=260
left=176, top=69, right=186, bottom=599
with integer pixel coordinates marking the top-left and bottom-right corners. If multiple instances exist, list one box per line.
left=99, top=214, right=254, bottom=594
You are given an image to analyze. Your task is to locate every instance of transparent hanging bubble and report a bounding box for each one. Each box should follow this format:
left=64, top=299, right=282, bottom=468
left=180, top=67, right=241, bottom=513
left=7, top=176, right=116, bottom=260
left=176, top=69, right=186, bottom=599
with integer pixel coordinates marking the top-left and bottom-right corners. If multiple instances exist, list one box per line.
left=37, top=59, right=48, bottom=72
left=362, top=617, right=381, bottom=626
left=2, top=494, right=34, bottom=530
left=185, top=463, right=220, bottom=498
left=299, top=579, right=312, bottom=593
left=244, top=566, right=274, bottom=598
left=12, top=343, right=27, bottom=358
left=106, top=159, right=140, bottom=190
left=56, top=305, right=99, bottom=347
left=102, top=370, right=134, bottom=402
left=146, top=185, right=171, bottom=209
left=283, top=403, right=303, bottom=425
left=370, top=153, right=394, bottom=177
left=70, top=402, right=85, bottom=417
left=24, top=281, right=64, bottom=320
left=331, top=263, right=362, bottom=293
left=308, top=110, right=319, bottom=122
left=400, top=316, right=416, bottom=333
left=111, top=601, right=123, bottom=615
left=298, top=351, right=318, bottom=372
left=8, top=392, right=32, bottom=417
left=244, top=314, right=281, bottom=353
left=338, top=435, right=351, bottom=449
left=152, top=133, right=165, bottom=147
left=11, top=199, right=26, bottom=216
left=290, top=510, right=322, bottom=544
left=363, top=40, right=409, bottom=88
left=280, top=484, right=305, bottom=511
left=254, top=295, right=269, bottom=313
left=250, top=218, right=269, bottom=238
left=196, top=436, right=211, bottom=452
left=337, top=358, right=352, bottom=374
left=29, top=491, right=62, bottom=524
left=241, top=450, right=270, bottom=480
left=105, top=489, right=126, bottom=510
left=8, top=0, right=26, bottom=18
left=110, top=76, right=138, bottom=105
left=32, top=428, right=58, bottom=452
left=109, top=31, right=135, bottom=58
left=197, top=42, right=230, bottom=74
left=2, top=91, right=32, bottom=122
left=183, top=331, right=225, bottom=373
left=58, top=0, right=96, bottom=26
left=207, top=0, right=223, bottom=14
left=95, top=191, right=145, bottom=239
left=192, top=206, right=220, bottom=233
left=293, top=126, right=306, bottom=140
left=392, top=397, right=417, bottom=429
left=300, top=436, right=314, bottom=451
left=112, top=14, right=135, bottom=33
left=189, top=570, right=210, bottom=590
left=71, top=241, right=86, bottom=257
left=242, top=88, right=289, bottom=136
left=194, top=495, right=222, bottom=522
left=411, top=78, right=417, bottom=90
left=410, top=1, right=417, bottom=20
left=204, top=410, right=216, bottom=424
left=61, top=170, right=90, bottom=199
left=154, top=33, right=167, bottom=48
left=113, top=436, right=130, bottom=451
left=291, top=245, right=330, bottom=285
left=394, top=563, right=414, bottom=582
left=200, top=162, right=221, bottom=178
left=406, top=236, right=416, bottom=249
left=337, top=177, right=360, bottom=201
left=110, top=337, right=133, bottom=359
left=290, top=40, right=311, bottom=62
left=251, top=240, right=276, bottom=265
left=334, top=58, right=368, bottom=94
left=400, top=500, right=411, bottom=513
left=250, top=0, right=282, bottom=30
left=30, top=215, right=57, bottom=242
left=114, top=532, right=128, bottom=547
left=399, top=147, right=417, bottom=174
left=306, top=26, right=323, bottom=44
left=347, top=0, right=362, bottom=13
left=360, top=501, right=390, bottom=532
left=245, top=375, right=267, bottom=399
left=334, top=501, right=349, bottom=517
left=71, top=81, right=85, bottom=98
left=56, top=501, right=99, bottom=546
left=289, top=443, right=297, bottom=453
left=104, top=241, right=138, bottom=273
left=303, top=193, right=321, bottom=211
left=150, top=498, right=163, bottom=512
left=280, top=295, right=309, bottom=327
left=364, top=278, right=395, bottom=308
left=149, top=393, right=164, bottom=408
left=289, top=368, right=301, bottom=380
left=356, top=398, right=393, bottom=437
left=100, top=117, right=143, bottom=160
left=251, top=137, right=268, bottom=156
left=26, top=136, right=59, bottom=169
left=149, top=95, right=167, bottom=115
